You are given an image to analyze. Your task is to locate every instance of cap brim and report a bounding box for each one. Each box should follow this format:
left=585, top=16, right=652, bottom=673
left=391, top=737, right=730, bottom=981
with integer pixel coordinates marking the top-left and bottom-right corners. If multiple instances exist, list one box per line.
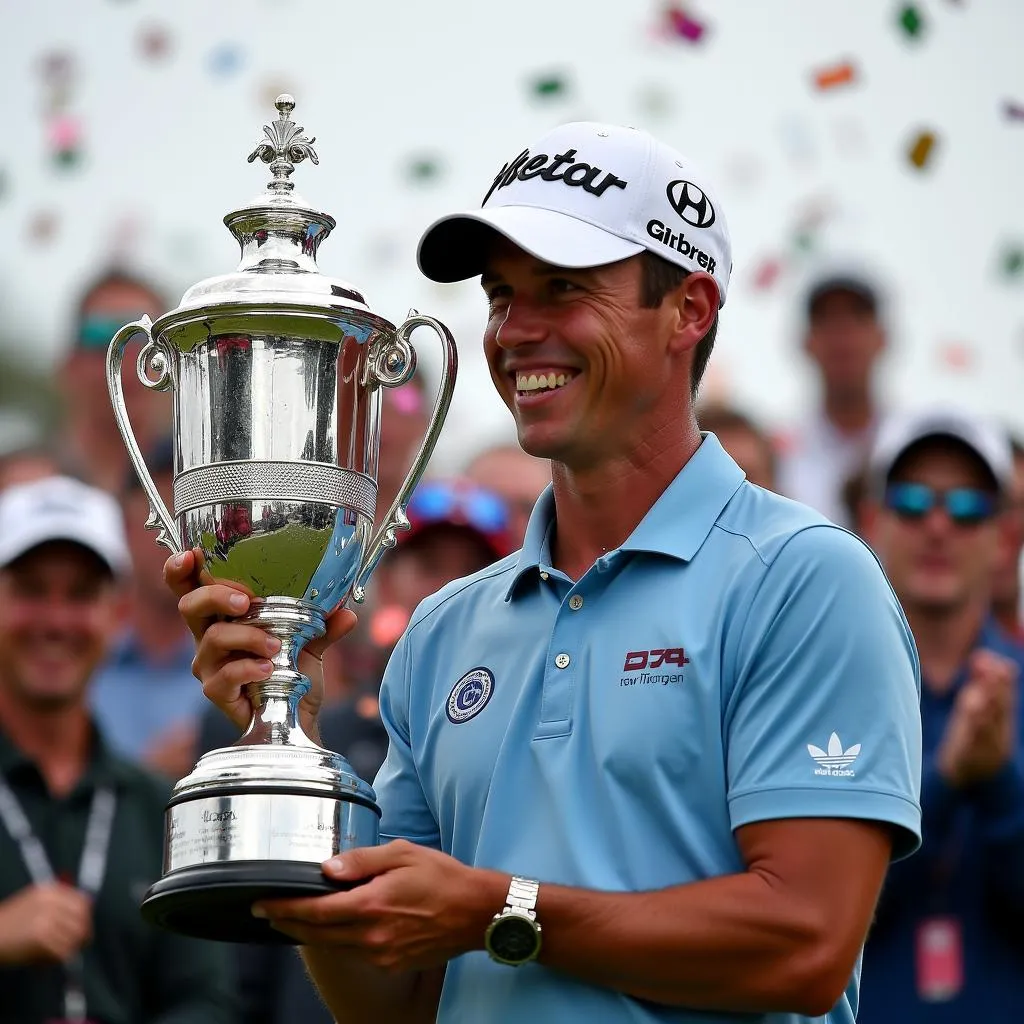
left=806, top=277, right=878, bottom=316
left=417, top=206, right=645, bottom=283
left=0, top=519, right=126, bottom=576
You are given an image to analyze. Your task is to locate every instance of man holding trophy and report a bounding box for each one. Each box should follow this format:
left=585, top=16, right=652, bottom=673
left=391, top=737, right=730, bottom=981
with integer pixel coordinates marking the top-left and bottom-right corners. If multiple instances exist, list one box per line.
left=127, top=106, right=922, bottom=1023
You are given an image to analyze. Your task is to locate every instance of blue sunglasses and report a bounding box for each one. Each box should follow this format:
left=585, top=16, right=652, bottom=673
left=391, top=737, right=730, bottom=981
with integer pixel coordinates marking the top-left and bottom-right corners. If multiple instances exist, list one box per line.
left=407, top=481, right=509, bottom=535
left=884, top=482, right=998, bottom=525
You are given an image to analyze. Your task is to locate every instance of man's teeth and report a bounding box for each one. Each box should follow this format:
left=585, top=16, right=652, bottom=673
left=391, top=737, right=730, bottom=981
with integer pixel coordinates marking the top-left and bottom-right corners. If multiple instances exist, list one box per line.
left=516, top=372, right=571, bottom=393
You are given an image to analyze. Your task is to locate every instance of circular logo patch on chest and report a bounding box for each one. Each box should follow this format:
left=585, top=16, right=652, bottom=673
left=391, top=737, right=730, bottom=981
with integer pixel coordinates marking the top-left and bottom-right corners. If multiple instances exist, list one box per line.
left=446, top=667, right=495, bottom=724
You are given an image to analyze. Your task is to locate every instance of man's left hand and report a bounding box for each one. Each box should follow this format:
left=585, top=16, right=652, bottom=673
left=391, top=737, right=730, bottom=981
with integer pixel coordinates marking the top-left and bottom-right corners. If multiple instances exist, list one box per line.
left=252, top=840, right=506, bottom=971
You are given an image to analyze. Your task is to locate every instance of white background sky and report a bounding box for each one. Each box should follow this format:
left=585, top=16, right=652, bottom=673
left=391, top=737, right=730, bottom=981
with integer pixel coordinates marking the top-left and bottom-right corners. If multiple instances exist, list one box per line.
left=2, top=0, right=1023, bottom=469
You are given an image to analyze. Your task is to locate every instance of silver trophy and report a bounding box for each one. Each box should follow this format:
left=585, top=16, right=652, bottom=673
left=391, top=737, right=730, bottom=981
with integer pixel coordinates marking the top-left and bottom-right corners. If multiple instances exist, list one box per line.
left=106, top=96, right=457, bottom=943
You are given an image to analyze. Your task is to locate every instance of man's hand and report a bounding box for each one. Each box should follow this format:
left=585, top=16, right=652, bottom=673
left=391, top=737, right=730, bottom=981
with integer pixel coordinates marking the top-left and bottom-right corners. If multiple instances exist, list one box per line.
left=253, top=840, right=506, bottom=972
left=164, top=549, right=358, bottom=736
left=937, top=649, right=1019, bottom=788
left=0, top=883, right=93, bottom=965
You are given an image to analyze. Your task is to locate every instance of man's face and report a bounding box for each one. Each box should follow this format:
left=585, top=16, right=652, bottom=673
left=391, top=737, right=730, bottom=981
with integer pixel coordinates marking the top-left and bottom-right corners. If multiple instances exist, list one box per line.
left=481, top=241, right=684, bottom=470
left=868, top=441, right=1001, bottom=614
left=804, top=289, right=884, bottom=395
left=64, top=279, right=170, bottom=452
left=0, top=542, right=123, bottom=710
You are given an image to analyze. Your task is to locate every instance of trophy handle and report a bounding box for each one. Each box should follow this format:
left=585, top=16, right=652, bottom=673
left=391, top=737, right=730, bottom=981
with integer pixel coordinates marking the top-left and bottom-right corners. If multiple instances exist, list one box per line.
left=352, top=309, right=458, bottom=603
left=105, top=317, right=183, bottom=556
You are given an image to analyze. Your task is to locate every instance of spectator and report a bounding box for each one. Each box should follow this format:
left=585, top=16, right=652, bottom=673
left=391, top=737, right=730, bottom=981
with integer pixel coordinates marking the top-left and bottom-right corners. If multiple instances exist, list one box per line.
left=90, top=439, right=205, bottom=781
left=0, top=475, right=235, bottom=1024
left=464, top=441, right=551, bottom=544
left=0, top=445, right=60, bottom=493
left=777, top=258, right=888, bottom=527
left=201, top=477, right=514, bottom=1024
left=992, top=435, right=1024, bottom=642
left=858, top=408, right=1024, bottom=1021
left=697, top=402, right=777, bottom=491
left=59, top=267, right=171, bottom=495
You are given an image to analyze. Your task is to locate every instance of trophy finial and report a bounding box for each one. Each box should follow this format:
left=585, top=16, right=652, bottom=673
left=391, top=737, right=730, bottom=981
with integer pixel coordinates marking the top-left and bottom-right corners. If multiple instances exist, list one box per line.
left=247, top=94, right=319, bottom=193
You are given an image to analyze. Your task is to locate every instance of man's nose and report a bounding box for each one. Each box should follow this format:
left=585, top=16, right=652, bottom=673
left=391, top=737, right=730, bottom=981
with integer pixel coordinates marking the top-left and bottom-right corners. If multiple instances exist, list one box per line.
left=495, top=298, right=548, bottom=349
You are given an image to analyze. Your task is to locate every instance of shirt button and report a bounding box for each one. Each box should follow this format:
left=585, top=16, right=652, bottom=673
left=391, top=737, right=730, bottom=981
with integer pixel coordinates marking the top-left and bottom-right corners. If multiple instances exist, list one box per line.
left=568, top=595, right=583, bottom=611
left=540, top=571, right=549, bottom=581
left=554, top=652, right=571, bottom=669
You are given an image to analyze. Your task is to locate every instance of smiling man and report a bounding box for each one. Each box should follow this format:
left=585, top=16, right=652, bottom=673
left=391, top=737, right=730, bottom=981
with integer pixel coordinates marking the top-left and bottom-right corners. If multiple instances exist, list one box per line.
left=0, top=476, right=235, bottom=1024
left=169, top=122, right=923, bottom=1023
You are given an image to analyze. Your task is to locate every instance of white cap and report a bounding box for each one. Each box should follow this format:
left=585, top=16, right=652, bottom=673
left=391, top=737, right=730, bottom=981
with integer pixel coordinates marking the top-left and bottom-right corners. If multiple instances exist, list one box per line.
left=0, top=475, right=131, bottom=575
left=869, top=408, right=1013, bottom=495
left=417, top=121, right=733, bottom=307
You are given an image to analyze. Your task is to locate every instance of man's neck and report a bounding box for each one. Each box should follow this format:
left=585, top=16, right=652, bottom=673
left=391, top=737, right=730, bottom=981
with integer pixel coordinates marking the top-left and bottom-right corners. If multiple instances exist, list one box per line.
left=822, top=389, right=875, bottom=435
left=550, top=425, right=702, bottom=581
left=0, top=688, right=91, bottom=797
left=906, top=599, right=989, bottom=695
left=992, top=592, right=1023, bottom=641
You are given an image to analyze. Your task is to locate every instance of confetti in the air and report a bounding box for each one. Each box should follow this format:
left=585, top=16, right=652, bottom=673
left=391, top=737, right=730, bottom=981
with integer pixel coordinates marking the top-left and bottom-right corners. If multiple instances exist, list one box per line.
left=897, top=5, right=925, bottom=38
left=27, top=210, right=59, bottom=245
left=663, top=4, right=707, bottom=42
left=636, top=84, right=675, bottom=120
left=907, top=129, right=938, bottom=169
left=999, top=244, right=1024, bottom=278
left=751, top=257, right=785, bottom=291
left=406, top=155, right=444, bottom=184
left=47, top=114, right=83, bottom=169
left=208, top=44, right=243, bottom=77
left=937, top=341, right=973, bottom=372
left=1002, top=99, right=1024, bottom=122
left=138, top=24, right=172, bottom=61
left=529, top=73, right=569, bottom=100
left=812, top=61, right=857, bottom=92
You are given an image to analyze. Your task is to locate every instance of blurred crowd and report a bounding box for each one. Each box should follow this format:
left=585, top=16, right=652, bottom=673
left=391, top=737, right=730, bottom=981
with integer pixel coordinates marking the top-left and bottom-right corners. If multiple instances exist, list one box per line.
left=0, top=257, right=1021, bottom=1022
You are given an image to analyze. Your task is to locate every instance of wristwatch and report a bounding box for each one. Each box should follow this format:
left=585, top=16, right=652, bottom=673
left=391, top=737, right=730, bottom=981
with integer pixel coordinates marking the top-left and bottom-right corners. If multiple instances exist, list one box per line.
left=484, top=876, right=542, bottom=966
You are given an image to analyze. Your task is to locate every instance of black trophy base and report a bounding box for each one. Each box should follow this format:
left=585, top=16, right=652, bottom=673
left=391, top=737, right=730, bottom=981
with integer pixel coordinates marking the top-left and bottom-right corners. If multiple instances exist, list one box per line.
left=141, top=860, right=356, bottom=944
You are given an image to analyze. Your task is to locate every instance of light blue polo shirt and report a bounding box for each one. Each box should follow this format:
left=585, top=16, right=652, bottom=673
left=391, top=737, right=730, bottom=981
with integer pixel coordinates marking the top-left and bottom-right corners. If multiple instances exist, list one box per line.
left=373, top=433, right=923, bottom=1024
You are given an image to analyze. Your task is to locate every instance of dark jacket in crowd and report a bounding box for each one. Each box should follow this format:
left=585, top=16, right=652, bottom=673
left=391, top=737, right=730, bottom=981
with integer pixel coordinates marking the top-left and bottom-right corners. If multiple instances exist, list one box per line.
left=196, top=694, right=390, bottom=1024
left=859, top=619, right=1024, bottom=1022
left=0, top=725, right=237, bottom=1024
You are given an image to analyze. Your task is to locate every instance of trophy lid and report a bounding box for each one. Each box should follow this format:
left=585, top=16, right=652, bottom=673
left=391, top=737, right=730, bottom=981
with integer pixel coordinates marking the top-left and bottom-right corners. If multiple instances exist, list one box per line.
left=154, top=95, right=382, bottom=328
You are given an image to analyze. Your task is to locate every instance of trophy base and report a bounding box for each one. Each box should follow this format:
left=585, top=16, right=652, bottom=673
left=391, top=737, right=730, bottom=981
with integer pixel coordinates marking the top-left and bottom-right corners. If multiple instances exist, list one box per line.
left=141, top=860, right=357, bottom=944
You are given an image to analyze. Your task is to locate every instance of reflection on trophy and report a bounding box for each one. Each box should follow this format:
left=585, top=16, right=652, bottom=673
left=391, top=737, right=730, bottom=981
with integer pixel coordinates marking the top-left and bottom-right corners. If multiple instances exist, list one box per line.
left=106, top=95, right=457, bottom=943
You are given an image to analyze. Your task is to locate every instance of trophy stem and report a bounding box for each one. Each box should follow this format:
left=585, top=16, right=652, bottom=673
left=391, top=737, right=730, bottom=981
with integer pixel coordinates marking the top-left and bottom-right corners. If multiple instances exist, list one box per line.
left=237, top=597, right=326, bottom=748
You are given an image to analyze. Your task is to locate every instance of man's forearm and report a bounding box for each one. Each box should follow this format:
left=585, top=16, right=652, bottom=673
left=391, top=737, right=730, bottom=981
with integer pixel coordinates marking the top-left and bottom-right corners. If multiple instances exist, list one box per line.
left=300, top=946, right=444, bottom=1024
left=530, top=872, right=852, bottom=1016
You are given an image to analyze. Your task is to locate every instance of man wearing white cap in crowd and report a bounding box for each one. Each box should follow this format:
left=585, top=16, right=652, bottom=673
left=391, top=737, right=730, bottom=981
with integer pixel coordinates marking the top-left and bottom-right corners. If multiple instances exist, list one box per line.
left=856, top=409, right=1024, bottom=1023
left=168, top=122, right=922, bottom=1023
left=776, top=258, right=889, bottom=528
left=0, top=477, right=234, bottom=1024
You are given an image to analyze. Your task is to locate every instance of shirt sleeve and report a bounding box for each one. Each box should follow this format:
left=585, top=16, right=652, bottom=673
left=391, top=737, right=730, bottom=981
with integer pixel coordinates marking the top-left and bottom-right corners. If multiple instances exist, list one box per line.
left=724, top=525, right=923, bottom=860
left=373, top=634, right=442, bottom=848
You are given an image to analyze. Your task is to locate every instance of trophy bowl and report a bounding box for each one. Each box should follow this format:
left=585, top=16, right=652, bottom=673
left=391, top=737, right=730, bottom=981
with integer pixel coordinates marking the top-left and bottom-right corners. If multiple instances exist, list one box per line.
left=106, top=96, right=457, bottom=943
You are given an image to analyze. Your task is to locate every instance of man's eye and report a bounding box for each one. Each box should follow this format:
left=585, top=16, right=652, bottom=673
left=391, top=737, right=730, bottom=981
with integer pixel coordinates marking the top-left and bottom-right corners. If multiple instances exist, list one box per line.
left=550, top=278, right=581, bottom=293
left=486, top=285, right=512, bottom=304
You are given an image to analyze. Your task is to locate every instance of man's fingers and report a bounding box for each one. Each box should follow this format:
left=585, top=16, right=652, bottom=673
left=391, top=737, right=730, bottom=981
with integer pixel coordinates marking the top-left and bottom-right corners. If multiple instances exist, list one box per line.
left=322, top=839, right=415, bottom=883
left=178, top=584, right=255, bottom=641
left=253, top=888, right=367, bottom=925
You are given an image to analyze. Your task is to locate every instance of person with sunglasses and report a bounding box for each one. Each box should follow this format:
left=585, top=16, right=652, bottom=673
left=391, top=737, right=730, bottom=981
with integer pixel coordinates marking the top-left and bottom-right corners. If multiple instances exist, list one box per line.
left=856, top=408, right=1024, bottom=1023
left=166, top=122, right=922, bottom=1024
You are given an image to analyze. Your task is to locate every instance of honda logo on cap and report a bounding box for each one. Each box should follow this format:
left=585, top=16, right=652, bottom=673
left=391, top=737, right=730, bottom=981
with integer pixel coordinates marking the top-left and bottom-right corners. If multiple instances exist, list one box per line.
left=666, top=179, right=715, bottom=228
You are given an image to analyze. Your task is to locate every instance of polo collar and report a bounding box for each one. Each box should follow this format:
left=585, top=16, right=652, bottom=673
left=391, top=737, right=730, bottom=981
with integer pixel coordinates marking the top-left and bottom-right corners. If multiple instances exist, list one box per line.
left=505, top=434, right=745, bottom=600
left=0, top=719, right=135, bottom=789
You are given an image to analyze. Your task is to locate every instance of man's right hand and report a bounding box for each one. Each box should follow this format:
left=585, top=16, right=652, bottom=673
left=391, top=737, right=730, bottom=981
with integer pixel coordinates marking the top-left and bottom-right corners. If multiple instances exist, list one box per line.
left=164, top=549, right=358, bottom=739
left=0, top=883, right=92, bottom=964
left=937, top=649, right=1019, bottom=788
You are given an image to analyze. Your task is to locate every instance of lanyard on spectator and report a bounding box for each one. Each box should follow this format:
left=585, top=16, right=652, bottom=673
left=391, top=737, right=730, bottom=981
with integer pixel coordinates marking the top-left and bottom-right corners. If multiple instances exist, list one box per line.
left=0, top=777, right=116, bottom=1023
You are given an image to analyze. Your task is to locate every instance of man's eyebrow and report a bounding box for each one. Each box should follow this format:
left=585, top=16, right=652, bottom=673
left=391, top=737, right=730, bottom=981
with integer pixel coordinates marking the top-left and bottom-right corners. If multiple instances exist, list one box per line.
left=480, top=262, right=582, bottom=285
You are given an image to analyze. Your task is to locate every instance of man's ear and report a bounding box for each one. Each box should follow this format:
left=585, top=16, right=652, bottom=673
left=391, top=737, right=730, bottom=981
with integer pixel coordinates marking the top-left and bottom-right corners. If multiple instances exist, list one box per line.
left=667, top=272, right=718, bottom=355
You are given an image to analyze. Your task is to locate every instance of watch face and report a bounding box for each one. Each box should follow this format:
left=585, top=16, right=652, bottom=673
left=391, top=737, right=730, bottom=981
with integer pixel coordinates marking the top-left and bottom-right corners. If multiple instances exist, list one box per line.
left=490, top=913, right=539, bottom=963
